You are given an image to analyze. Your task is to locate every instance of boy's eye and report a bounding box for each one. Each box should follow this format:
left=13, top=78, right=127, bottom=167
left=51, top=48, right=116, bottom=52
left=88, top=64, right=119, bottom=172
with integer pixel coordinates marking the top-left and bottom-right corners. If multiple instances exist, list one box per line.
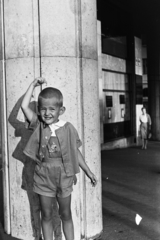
left=40, top=108, right=55, bottom=111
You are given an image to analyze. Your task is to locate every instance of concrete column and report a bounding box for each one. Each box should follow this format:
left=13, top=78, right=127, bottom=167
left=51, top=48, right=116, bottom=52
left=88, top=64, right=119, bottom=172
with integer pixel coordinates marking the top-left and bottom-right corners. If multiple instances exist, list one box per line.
left=0, top=0, right=102, bottom=239
left=147, top=32, right=160, bottom=140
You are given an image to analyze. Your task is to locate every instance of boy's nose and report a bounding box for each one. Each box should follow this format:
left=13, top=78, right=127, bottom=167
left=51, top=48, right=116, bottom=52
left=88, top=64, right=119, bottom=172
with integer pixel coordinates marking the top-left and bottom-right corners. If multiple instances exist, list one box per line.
left=45, top=109, right=50, bottom=115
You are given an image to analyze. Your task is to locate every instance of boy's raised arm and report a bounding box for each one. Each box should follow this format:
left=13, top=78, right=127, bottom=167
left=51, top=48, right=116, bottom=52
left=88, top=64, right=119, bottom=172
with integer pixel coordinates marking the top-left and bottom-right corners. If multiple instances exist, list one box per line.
left=21, top=77, right=46, bottom=122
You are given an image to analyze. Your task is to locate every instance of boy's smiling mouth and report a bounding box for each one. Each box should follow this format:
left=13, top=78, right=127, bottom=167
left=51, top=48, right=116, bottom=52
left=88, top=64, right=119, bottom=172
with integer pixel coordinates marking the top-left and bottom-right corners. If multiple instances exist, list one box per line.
left=45, top=116, right=52, bottom=119
left=44, top=116, right=53, bottom=120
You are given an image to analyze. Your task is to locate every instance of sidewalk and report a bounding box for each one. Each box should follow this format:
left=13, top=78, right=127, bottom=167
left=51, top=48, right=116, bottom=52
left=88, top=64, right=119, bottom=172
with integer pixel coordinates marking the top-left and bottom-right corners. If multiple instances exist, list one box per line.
left=1, top=141, right=160, bottom=239
left=101, top=141, right=160, bottom=240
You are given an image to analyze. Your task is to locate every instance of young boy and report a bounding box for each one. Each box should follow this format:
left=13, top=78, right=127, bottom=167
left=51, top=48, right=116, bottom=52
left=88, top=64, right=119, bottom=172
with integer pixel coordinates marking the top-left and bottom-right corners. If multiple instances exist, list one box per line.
left=21, top=77, right=97, bottom=240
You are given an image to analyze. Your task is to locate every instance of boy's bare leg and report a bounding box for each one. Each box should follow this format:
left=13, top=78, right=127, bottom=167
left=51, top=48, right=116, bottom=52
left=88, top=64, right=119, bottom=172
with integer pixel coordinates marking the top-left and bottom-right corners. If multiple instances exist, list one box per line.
left=39, top=195, right=55, bottom=240
left=57, top=195, right=74, bottom=240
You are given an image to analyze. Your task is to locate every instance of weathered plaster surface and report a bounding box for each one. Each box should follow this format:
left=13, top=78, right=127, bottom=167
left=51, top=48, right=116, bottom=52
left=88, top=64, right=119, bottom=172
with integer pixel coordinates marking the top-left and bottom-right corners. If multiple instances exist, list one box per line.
left=2, top=0, right=102, bottom=239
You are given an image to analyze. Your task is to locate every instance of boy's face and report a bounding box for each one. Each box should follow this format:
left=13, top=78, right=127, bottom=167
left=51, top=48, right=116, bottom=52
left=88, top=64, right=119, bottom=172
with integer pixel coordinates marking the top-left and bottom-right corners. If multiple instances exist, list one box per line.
left=38, top=97, right=64, bottom=125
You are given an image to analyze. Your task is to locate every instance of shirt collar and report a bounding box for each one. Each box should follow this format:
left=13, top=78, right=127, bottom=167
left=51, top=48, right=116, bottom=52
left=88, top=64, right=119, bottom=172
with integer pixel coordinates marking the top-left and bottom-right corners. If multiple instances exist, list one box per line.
left=48, top=120, right=66, bottom=135
left=42, top=119, right=66, bottom=129
left=52, top=119, right=66, bottom=127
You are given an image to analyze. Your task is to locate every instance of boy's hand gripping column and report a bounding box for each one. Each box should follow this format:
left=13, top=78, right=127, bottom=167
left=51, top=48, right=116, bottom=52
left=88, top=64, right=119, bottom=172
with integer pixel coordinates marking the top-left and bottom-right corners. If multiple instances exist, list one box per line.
left=21, top=77, right=47, bottom=122
left=33, top=77, right=47, bottom=87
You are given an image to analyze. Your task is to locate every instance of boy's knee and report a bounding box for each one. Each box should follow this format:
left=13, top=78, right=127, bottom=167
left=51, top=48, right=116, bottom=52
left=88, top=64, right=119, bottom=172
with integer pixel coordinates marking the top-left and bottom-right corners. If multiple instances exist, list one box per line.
left=60, top=210, right=72, bottom=221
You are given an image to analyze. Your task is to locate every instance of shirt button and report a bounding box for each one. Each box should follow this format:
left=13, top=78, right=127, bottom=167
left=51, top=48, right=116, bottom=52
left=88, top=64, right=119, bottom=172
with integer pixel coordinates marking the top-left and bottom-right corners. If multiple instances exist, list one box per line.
left=45, top=136, right=48, bottom=139
left=42, top=145, right=45, bottom=148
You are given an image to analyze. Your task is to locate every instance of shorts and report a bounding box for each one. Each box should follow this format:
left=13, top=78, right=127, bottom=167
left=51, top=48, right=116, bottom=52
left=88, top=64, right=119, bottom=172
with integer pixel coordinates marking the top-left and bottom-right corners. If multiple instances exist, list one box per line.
left=33, top=158, right=74, bottom=198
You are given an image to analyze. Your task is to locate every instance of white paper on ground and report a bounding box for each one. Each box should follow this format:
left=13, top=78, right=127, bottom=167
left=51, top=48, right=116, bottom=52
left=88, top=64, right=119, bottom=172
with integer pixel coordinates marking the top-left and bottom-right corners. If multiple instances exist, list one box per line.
left=135, top=214, right=142, bottom=225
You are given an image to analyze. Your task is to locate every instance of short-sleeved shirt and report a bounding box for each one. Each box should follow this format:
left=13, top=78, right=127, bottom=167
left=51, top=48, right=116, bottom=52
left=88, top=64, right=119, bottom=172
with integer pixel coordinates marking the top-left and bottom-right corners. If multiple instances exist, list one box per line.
left=23, top=115, right=82, bottom=176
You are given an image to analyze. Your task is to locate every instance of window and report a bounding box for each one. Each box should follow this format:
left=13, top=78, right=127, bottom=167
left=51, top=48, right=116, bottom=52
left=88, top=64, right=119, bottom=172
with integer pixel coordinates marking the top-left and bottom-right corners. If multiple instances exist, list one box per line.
left=119, top=95, right=125, bottom=104
left=106, top=96, right=113, bottom=107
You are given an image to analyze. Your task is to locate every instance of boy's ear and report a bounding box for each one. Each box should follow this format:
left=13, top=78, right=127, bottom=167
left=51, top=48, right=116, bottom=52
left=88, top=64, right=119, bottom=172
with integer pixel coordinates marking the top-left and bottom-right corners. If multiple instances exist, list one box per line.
left=59, top=106, right=66, bottom=115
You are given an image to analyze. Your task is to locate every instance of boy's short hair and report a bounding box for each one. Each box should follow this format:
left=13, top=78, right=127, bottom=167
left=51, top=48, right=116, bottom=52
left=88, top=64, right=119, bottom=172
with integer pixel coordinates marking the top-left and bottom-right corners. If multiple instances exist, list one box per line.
left=38, top=87, right=63, bottom=107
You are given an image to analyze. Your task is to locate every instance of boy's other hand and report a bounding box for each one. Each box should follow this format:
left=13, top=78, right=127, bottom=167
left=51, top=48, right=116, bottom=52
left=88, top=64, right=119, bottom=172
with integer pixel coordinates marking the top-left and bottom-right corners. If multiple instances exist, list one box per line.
left=88, top=172, right=97, bottom=187
left=33, top=77, right=47, bottom=87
